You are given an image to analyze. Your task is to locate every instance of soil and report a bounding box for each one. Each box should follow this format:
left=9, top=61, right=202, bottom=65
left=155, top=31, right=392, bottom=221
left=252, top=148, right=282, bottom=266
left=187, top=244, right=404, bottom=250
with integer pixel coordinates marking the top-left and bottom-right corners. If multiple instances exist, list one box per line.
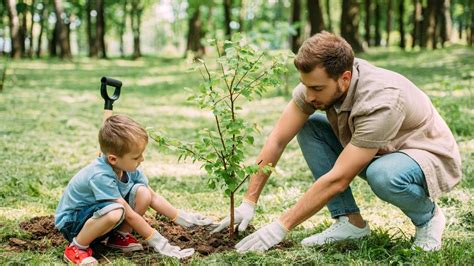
left=6, top=214, right=293, bottom=262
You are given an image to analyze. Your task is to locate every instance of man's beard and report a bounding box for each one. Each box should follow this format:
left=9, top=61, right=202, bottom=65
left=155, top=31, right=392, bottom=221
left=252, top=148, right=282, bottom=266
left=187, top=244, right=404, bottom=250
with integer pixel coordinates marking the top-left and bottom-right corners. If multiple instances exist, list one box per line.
left=316, top=84, right=345, bottom=111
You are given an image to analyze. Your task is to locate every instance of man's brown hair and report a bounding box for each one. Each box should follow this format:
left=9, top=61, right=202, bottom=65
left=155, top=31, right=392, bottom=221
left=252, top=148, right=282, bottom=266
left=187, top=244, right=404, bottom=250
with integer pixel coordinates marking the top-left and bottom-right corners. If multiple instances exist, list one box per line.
left=294, top=31, right=354, bottom=80
left=99, top=115, right=148, bottom=156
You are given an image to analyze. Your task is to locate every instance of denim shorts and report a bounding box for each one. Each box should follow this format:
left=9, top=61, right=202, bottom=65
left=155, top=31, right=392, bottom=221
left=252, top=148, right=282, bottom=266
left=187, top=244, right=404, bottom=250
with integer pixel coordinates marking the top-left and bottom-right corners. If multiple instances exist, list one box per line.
left=58, top=184, right=145, bottom=242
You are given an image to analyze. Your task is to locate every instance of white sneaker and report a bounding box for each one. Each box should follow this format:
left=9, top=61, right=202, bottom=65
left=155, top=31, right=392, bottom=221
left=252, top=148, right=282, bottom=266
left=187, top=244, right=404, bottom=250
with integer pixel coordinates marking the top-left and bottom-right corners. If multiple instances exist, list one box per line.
left=413, top=205, right=446, bottom=251
left=301, top=216, right=370, bottom=246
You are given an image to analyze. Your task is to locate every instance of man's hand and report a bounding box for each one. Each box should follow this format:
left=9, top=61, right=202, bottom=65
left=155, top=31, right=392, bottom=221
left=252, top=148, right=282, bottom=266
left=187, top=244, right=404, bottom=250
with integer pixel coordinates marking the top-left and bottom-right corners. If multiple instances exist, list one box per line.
left=235, top=220, right=288, bottom=252
left=174, top=210, right=214, bottom=229
left=211, top=199, right=256, bottom=233
left=146, top=230, right=194, bottom=259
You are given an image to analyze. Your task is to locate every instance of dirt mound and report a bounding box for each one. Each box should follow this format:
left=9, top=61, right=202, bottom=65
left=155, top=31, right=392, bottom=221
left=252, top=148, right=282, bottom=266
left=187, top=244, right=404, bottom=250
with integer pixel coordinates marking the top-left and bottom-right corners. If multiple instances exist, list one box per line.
left=7, top=214, right=293, bottom=261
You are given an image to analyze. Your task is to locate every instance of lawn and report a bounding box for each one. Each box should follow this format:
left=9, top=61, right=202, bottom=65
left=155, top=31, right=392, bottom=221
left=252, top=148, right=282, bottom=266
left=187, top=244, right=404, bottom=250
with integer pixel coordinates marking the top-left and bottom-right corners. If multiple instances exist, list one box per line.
left=0, top=45, right=473, bottom=264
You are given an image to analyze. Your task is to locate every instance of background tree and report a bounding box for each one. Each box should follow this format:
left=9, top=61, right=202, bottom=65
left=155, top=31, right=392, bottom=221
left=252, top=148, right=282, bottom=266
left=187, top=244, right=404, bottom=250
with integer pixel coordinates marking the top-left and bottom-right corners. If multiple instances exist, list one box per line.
left=185, top=1, right=205, bottom=58
left=365, top=0, right=372, bottom=46
left=307, top=0, right=325, bottom=36
left=223, top=0, right=232, bottom=39
left=325, top=0, right=333, bottom=32
left=412, top=0, right=422, bottom=48
left=130, top=0, right=144, bottom=59
left=374, top=0, right=382, bottom=46
left=6, top=0, right=22, bottom=58
left=290, top=0, right=302, bottom=53
left=52, top=0, right=72, bottom=58
left=386, top=0, right=393, bottom=46
left=36, top=1, right=49, bottom=58
left=341, top=0, right=364, bottom=52
left=398, top=0, right=406, bottom=49
left=95, top=0, right=106, bottom=58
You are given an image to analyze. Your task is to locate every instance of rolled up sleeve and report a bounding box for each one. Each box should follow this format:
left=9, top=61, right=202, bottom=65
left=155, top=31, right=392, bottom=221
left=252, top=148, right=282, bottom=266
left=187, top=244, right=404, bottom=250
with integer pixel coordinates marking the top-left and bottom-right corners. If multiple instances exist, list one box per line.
left=292, top=83, right=316, bottom=115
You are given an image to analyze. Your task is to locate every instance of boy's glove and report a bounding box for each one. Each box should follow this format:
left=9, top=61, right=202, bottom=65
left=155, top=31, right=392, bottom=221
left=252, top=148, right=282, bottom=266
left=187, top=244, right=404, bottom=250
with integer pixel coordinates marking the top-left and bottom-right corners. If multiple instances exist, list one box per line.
left=235, top=220, right=288, bottom=253
left=146, top=230, right=194, bottom=259
left=212, top=199, right=255, bottom=233
left=173, top=210, right=214, bottom=229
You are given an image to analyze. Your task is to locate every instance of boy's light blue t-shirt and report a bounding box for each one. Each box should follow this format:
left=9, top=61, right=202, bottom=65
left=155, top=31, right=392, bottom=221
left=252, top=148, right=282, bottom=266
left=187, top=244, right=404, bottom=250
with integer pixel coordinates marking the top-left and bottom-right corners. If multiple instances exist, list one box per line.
left=55, top=156, right=148, bottom=230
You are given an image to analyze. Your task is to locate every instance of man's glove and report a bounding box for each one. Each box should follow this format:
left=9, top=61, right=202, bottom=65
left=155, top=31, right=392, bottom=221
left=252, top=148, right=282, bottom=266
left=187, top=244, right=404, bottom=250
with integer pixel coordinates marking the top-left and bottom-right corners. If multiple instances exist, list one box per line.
left=211, top=199, right=256, bottom=233
left=146, top=230, right=194, bottom=259
left=173, top=210, right=214, bottom=229
left=235, top=220, right=288, bottom=253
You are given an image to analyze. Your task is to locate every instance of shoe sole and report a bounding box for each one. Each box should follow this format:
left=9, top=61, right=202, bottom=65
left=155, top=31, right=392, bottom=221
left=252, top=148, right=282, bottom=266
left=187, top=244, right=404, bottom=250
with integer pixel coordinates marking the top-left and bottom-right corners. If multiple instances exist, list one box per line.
left=106, top=243, right=144, bottom=252
left=63, top=254, right=98, bottom=265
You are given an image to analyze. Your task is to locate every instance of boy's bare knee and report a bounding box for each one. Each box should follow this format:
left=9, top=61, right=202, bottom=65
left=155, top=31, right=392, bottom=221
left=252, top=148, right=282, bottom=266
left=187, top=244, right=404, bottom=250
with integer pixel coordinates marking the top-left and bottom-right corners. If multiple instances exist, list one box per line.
left=104, top=208, right=124, bottom=224
left=136, top=186, right=152, bottom=206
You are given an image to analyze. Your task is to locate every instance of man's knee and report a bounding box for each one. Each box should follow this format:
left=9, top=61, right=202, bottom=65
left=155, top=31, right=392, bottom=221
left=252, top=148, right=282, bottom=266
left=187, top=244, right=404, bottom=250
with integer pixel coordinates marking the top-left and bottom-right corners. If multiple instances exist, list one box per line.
left=297, top=114, right=328, bottom=144
left=366, top=163, right=399, bottom=199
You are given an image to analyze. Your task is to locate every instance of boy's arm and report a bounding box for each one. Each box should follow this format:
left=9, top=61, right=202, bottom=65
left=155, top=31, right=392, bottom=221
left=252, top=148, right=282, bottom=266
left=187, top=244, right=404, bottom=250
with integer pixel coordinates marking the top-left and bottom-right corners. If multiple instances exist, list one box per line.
left=112, top=197, right=155, bottom=238
left=147, top=187, right=179, bottom=220
left=148, top=187, right=214, bottom=228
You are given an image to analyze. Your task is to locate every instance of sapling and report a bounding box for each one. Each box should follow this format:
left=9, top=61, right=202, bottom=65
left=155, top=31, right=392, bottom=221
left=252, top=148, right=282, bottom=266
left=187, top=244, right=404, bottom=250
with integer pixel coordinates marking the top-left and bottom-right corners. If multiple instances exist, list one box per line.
left=150, top=34, right=288, bottom=239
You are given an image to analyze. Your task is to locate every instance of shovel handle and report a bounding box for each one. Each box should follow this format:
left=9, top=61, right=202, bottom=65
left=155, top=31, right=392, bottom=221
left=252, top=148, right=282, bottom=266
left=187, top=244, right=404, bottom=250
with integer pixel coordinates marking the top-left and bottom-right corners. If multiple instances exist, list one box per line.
left=100, top=77, right=122, bottom=110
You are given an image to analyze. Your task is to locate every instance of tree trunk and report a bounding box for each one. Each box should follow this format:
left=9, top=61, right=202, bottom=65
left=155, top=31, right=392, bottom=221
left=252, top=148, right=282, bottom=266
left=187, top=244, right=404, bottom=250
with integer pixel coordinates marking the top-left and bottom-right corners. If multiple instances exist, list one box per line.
left=50, top=19, right=58, bottom=57
left=229, top=192, right=235, bottom=239
left=119, top=0, right=127, bottom=57
left=19, top=1, right=27, bottom=55
left=223, top=0, right=232, bottom=39
left=325, top=0, right=332, bottom=32
left=422, top=0, right=437, bottom=49
left=290, top=0, right=301, bottom=53
left=365, top=0, right=371, bottom=46
left=6, top=0, right=22, bottom=58
left=86, top=0, right=97, bottom=57
left=438, top=0, right=452, bottom=47
left=0, top=0, right=5, bottom=56
left=52, top=0, right=72, bottom=58
left=36, top=3, right=47, bottom=58
left=27, top=0, right=36, bottom=58
left=238, top=0, right=245, bottom=32
left=386, top=0, right=392, bottom=46
left=95, top=0, right=106, bottom=58
left=131, top=0, right=142, bottom=59
left=374, top=0, right=381, bottom=46
left=398, top=0, right=405, bottom=49
left=307, top=0, right=325, bottom=36
left=470, top=0, right=474, bottom=46
left=412, top=0, right=422, bottom=48
left=186, top=4, right=205, bottom=58
left=341, top=0, right=364, bottom=52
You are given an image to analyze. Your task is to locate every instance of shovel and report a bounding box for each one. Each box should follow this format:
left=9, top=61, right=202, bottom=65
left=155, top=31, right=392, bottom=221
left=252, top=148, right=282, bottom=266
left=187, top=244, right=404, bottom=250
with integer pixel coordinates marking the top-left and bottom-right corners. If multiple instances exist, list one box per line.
left=100, top=76, right=122, bottom=122
left=99, top=76, right=122, bottom=156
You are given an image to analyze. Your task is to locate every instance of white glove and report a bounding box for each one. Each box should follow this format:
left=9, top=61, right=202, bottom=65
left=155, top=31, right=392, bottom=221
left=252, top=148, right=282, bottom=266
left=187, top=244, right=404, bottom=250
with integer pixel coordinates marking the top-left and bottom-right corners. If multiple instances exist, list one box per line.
left=146, top=230, right=194, bottom=259
left=235, top=220, right=288, bottom=253
left=212, top=199, right=256, bottom=233
left=173, top=209, right=214, bottom=229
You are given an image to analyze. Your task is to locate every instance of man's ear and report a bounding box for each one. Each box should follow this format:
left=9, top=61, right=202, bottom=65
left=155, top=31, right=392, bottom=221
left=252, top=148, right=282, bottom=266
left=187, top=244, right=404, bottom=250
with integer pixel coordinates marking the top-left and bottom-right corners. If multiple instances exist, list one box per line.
left=107, top=154, right=118, bottom=166
left=340, top=70, right=352, bottom=90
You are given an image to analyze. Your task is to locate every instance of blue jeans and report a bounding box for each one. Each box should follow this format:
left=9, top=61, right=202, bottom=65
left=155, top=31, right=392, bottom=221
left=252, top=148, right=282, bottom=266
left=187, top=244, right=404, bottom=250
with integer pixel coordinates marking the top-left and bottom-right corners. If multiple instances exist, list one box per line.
left=297, top=114, right=435, bottom=226
left=59, top=184, right=145, bottom=243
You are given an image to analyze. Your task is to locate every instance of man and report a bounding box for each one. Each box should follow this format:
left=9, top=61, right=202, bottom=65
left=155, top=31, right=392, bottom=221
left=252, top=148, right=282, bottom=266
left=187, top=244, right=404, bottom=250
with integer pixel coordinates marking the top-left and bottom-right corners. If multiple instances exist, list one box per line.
left=212, top=31, right=461, bottom=252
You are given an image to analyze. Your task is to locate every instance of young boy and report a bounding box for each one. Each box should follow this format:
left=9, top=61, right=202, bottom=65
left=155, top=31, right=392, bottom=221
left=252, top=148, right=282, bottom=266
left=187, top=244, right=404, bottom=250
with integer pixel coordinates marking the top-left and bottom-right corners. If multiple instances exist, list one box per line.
left=55, top=115, right=213, bottom=265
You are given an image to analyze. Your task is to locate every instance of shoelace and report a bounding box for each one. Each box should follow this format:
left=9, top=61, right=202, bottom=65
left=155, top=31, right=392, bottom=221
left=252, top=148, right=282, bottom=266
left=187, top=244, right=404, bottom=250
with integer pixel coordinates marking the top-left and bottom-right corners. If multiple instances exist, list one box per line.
left=321, top=221, right=344, bottom=236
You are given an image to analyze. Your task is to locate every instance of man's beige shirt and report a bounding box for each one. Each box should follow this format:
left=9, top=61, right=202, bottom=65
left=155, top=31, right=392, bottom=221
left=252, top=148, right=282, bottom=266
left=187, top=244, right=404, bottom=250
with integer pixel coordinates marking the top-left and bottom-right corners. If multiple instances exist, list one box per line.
left=292, top=58, right=462, bottom=198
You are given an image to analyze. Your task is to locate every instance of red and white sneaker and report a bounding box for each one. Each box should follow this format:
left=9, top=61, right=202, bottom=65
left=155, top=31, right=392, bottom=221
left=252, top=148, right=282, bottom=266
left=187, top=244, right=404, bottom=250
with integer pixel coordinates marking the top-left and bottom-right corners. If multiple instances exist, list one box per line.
left=63, top=244, right=98, bottom=265
left=106, top=232, right=144, bottom=252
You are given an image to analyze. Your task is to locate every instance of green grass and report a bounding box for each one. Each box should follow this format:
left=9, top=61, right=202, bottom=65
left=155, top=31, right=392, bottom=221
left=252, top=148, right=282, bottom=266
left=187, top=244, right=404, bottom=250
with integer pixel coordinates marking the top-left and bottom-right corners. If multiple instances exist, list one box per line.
left=0, top=45, right=473, bottom=264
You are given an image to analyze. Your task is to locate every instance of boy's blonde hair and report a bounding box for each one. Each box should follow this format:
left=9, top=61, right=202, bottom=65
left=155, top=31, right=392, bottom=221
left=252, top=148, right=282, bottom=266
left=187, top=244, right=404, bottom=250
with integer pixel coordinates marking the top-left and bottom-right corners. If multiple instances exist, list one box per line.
left=99, top=115, right=148, bottom=156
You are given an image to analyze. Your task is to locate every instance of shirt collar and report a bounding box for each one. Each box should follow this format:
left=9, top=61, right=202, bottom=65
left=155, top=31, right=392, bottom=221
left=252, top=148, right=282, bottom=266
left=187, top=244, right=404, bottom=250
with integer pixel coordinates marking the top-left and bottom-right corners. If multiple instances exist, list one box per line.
left=335, top=59, right=360, bottom=113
